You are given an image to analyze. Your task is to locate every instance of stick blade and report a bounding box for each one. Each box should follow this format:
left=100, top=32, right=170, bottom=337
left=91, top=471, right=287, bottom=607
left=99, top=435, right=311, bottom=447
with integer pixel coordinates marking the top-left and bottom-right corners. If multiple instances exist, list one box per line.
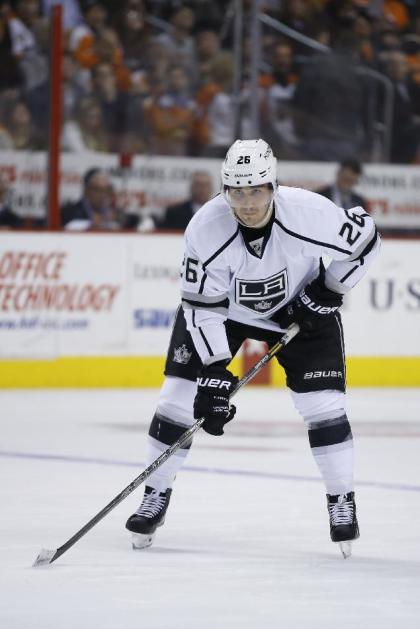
left=33, top=548, right=57, bottom=567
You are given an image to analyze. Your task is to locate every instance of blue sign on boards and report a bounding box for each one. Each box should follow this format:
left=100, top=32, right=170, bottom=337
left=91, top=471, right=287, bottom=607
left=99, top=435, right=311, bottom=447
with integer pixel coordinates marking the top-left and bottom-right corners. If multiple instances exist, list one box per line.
left=133, top=309, right=176, bottom=328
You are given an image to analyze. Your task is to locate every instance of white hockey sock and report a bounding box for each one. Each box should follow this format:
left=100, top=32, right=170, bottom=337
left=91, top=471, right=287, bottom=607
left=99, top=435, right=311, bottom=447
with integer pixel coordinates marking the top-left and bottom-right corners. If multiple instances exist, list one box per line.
left=307, top=412, right=354, bottom=495
left=144, top=437, right=189, bottom=492
left=311, top=441, right=354, bottom=495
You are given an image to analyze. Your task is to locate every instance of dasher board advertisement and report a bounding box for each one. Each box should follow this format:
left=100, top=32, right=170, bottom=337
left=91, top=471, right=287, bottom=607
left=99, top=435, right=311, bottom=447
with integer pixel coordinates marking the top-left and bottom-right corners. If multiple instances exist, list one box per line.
left=0, top=233, right=418, bottom=386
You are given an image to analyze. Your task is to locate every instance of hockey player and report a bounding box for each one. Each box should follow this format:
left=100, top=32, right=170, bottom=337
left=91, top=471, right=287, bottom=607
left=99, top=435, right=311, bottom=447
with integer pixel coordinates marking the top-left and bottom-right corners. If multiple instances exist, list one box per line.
left=126, top=139, right=380, bottom=556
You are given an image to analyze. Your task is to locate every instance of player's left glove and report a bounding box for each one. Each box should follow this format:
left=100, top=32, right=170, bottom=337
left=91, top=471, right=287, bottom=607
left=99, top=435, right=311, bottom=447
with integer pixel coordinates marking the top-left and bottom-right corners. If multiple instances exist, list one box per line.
left=193, top=362, right=238, bottom=436
left=272, top=272, right=343, bottom=333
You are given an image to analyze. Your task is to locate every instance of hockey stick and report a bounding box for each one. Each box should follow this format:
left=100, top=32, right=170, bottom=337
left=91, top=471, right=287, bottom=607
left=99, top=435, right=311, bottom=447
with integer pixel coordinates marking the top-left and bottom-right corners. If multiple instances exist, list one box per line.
left=33, top=323, right=299, bottom=567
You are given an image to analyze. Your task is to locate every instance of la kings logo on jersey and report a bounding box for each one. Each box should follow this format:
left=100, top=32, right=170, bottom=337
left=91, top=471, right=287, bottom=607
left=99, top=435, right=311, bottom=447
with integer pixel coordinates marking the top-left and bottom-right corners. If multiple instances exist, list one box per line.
left=235, top=269, right=288, bottom=315
left=249, top=237, right=264, bottom=257
left=173, top=344, right=192, bottom=364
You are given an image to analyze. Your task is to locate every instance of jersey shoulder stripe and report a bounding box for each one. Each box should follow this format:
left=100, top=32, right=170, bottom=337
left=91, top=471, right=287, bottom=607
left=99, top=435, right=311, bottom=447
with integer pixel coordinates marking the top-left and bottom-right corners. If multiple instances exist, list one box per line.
left=350, top=227, right=379, bottom=264
left=203, top=226, right=240, bottom=269
left=274, top=218, right=352, bottom=255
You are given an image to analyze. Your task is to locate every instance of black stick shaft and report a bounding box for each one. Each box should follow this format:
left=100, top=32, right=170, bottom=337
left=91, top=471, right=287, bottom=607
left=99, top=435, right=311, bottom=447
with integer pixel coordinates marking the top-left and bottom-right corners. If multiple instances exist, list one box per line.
left=37, top=323, right=299, bottom=564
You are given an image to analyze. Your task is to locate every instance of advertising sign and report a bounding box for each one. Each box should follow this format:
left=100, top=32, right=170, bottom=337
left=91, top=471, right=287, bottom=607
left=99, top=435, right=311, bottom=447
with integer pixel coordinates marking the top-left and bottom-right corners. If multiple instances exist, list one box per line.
left=0, top=233, right=418, bottom=385
left=0, top=151, right=420, bottom=228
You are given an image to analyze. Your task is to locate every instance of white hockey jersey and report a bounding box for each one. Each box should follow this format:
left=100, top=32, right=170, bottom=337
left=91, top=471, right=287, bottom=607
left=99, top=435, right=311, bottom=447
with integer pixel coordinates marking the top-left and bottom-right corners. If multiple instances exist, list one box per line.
left=181, top=185, right=380, bottom=365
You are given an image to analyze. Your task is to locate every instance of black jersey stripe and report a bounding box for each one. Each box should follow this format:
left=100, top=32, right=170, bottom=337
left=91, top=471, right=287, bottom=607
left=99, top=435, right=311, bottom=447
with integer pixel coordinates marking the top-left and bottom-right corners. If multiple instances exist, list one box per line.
left=274, top=218, right=352, bottom=255
left=203, top=226, right=240, bottom=269
left=182, top=297, right=229, bottom=310
left=198, top=272, right=207, bottom=294
left=182, top=299, right=229, bottom=313
left=339, top=265, right=359, bottom=283
left=198, top=327, right=214, bottom=356
left=351, top=228, right=378, bottom=264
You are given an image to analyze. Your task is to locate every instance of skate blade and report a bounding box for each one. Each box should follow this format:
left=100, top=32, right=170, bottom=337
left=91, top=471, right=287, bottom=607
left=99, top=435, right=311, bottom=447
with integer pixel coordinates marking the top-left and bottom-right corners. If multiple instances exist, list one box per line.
left=131, top=532, right=154, bottom=550
left=338, top=541, right=353, bottom=559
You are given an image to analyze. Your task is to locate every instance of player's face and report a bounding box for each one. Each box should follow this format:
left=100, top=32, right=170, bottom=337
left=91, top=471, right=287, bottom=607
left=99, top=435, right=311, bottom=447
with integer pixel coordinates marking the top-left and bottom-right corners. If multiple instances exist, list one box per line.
left=228, top=185, right=272, bottom=227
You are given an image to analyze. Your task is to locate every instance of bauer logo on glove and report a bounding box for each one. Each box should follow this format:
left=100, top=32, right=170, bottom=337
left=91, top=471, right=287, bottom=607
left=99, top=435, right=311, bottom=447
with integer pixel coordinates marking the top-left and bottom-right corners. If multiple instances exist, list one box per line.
left=194, top=361, right=238, bottom=435
left=196, top=376, right=233, bottom=390
left=299, top=288, right=341, bottom=315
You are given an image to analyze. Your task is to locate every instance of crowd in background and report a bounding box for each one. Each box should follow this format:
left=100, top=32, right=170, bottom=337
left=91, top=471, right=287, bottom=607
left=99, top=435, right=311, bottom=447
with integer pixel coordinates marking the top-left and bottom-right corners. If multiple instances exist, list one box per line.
left=0, top=0, right=419, bottom=164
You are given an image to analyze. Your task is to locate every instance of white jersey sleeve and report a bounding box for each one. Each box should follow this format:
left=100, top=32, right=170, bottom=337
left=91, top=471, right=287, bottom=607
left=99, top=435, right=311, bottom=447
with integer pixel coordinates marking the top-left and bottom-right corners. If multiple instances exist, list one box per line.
left=181, top=197, right=238, bottom=366
left=275, top=187, right=380, bottom=294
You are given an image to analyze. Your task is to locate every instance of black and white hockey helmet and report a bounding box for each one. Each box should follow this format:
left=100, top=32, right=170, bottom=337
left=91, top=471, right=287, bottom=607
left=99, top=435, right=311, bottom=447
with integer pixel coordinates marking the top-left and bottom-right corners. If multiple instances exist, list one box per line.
left=221, top=139, right=277, bottom=189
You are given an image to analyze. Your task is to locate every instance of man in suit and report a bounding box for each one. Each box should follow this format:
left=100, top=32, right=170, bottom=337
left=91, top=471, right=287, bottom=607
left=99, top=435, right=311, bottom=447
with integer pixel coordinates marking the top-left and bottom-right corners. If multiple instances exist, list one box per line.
left=317, top=159, right=366, bottom=210
left=157, top=170, right=213, bottom=230
left=61, top=167, right=117, bottom=230
left=0, top=174, right=23, bottom=228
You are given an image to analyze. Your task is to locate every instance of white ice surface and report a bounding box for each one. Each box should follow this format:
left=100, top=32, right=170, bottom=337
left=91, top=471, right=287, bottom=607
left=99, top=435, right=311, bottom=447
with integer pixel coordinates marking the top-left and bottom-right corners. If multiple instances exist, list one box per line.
left=1, top=387, right=420, bottom=628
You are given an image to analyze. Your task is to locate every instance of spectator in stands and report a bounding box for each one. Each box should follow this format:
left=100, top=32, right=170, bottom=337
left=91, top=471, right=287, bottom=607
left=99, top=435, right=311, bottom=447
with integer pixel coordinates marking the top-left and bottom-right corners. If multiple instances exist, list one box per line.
left=263, top=41, right=299, bottom=158
left=352, top=10, right=375, bottom=66
left=19, top=15, right=49, bottom=90
left=144, top=64, right=195, bottom=156
left=8, top=0, right=40, bottom=58
left=154, top=6, right=195, bottom=71
left=144, top=40, right=171, bottom=85
left=92, top=27, right=132, bottom=91
left=116, top=1, right=151, bottom=78
left=91, top=62, right=133, bottom=151
left=41, top=0, right=83, bottom=31
left=70, top=1, right=131, bottom=87
left=61, top=167, right=118, bottom=230
left=194, top=53, right=235, bottom=157
left=293, top=35, right=367, bottom=161
left=317, top=158, right=367, bottom=210
left=0, top=8, right=22, bottom=90
left=61, top=96, right=109, bottom=152
left=382, top=49, right=420, bottom=163
left=193, top=26, right=230, bottom=88
left=0, top=98, right=43, bottom=149
left=70, top=0, right=107, bottom=58
left=279, top=0, right=330, bottom=50
left=383, top=0, right=410, bottom=32
left=0, top=173, right=23, bottom=228
left=25, top=50, right=89, bottom=134
left=156, top=170, right=213, bottom=230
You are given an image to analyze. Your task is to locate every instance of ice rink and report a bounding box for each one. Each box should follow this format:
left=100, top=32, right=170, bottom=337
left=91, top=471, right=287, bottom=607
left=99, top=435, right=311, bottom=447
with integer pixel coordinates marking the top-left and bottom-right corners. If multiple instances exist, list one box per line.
left=1, top=387, right=420, bottom=629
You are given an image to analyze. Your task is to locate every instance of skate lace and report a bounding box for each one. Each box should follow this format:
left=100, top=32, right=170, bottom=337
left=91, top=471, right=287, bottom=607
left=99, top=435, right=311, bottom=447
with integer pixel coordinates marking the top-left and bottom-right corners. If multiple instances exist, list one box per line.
left=328, top=495, right=354, bottom=526
left=136, top=490, right=166, bottom=519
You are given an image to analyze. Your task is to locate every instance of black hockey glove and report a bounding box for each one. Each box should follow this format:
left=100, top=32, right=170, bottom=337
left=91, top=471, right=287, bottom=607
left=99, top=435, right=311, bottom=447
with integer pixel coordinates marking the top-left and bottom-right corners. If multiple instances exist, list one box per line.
left=273, top=273, right=343, bottom=334
left=193, top=362, right=238, bottom=436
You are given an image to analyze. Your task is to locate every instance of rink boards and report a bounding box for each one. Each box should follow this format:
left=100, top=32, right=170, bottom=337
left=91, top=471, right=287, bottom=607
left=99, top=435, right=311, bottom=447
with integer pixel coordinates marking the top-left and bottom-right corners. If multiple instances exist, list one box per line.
left=0, top=232, right=419, bottom=387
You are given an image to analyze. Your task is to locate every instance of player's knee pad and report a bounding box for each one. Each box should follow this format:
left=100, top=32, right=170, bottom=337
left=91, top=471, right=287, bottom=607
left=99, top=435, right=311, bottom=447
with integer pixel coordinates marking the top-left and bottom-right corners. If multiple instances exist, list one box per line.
left=291, top=389, right=352, bottom=450
left=291, top=389, right=346, bottom=423
left=148, top=377, right=196, bottom=454
left=157, top=376, right=196, bottom=425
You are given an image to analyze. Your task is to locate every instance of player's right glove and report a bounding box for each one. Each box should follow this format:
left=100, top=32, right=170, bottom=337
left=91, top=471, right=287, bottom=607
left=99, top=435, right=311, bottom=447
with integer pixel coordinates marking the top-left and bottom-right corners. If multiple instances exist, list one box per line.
left=272, top=272, right=343, bottom=334
left=193, top=362, right=238, bottom=436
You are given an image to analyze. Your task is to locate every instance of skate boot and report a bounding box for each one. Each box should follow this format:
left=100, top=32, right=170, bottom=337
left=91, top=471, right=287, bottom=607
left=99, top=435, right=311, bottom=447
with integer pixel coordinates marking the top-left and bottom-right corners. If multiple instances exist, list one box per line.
left=327, top=491, right=360, bottom=559
left=126, top=486, right=172, bottom=549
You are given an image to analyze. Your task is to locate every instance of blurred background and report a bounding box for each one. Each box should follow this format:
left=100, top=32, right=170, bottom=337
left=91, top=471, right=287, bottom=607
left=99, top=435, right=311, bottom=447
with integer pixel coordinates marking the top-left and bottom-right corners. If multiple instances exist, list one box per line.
left=0, top=0, right=419, bottom=387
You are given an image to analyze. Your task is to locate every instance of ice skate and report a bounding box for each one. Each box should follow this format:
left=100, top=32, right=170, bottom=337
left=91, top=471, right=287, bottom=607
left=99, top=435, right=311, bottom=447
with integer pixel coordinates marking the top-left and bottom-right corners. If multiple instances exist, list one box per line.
left=126, top=486, right=172, bottom=549
left=327, top=491, right=359, bottom=559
